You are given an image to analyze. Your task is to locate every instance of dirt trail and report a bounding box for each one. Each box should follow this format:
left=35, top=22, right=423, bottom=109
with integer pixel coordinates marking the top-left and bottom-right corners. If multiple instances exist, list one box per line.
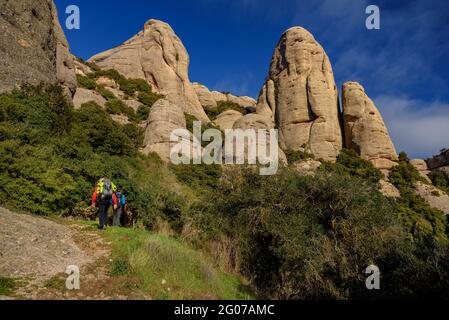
left=0, top=207, right=112, bottom=299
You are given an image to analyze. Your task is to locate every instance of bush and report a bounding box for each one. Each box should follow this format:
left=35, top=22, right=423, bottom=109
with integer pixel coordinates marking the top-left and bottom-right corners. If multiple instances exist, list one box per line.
left=137, top=91, right=163, bottom=108
left=201, top=166, right=449, bottom=299
left=0, top=85, right=174, bottom=220
left=91, top=69, right=123, bottom=83
left=105, top=99, right=136, bottom=121
left=135, top=105, right=151, bottom=122
left=170, top=163, right=222, bottom=191
left=429, top=170, right=449, bottom=194
left=119, top=78, right=151, bottom=97
left=285, top=149, right=314, bottom=163
left=320, top=149, right=383, bottom=183
left=96, top=85, right=116, bottom=101
left=76, top=75, right=96, bottom=90
left=388, top=152, right=448, bottom=242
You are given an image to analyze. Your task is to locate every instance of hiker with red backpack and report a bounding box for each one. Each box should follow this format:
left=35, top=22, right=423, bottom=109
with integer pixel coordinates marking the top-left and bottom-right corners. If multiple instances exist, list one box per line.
left=91, top=177, right=117, bottom=230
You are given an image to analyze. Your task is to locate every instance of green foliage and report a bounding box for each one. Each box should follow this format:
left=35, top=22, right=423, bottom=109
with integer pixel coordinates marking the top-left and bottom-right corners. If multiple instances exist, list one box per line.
left=137, top=91, right=163, bottom=108
left=90, top=69, right=123, bottom=83
left=171, top=163, right=222, bottom=191
left=320, top=149, right=383, bottom=183
left=429, top=170, right=449, bottom=194
left=118, top=78, right=151, bottom=97
left=135, top=105, right=151, bottom=122
left=0, top=85, right=176, bottom=222
left=388, top=152, right=448, bottom=242
left=388, top=155, right=427, bottom=190
left=105, top=227, right=253, bottom=299
left=205, top=101, right=246, bottom=120
left=398, top=151, right=410, bottom=162
left=105, top=99, right=138, bottom=122
left=199, top=166, right=449, bottom=299
left=96, top=85, right=116, bottom=101
left=76, top=75, right=96, bottom=90
left=285, top=149, right=314, bottom=163
left=0, top=277, right=16, bottom=296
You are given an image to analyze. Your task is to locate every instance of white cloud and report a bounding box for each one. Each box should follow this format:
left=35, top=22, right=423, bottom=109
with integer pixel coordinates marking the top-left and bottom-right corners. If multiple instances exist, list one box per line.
left=374, top=95, right=449, bottom=159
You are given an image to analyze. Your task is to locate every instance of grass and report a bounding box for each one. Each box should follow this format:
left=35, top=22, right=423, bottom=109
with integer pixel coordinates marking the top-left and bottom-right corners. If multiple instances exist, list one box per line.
left=0, top=277, right=16, bottom=296
left=103, top=225, right=253, bottom=300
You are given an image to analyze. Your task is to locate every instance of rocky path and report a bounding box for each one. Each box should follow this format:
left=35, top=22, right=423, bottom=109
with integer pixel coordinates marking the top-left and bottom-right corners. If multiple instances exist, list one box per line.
left=0, top=207, right=113, bottom=299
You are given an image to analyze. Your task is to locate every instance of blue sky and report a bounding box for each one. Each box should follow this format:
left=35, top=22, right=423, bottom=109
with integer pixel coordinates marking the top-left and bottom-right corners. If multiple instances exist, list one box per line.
left=55, top=0, right=449, bottom=158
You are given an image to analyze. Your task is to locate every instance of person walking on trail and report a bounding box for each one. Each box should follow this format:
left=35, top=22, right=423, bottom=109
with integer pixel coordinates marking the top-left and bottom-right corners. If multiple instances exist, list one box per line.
left=91, top=177, right=117, bottom=230
left=113, top=186, right=126, bottom=227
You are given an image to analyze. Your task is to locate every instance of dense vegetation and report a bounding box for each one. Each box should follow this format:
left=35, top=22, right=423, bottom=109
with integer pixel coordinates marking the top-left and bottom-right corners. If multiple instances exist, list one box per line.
left=1, top=84, right=449, bottom=299
left=76, top=61, right=163, bottom=123
left=0, top=84, right=182, bottom=222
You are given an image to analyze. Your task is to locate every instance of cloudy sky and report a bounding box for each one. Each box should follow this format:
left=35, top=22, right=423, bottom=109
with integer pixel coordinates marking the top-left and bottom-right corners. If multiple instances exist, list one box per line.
left=55, top=0, right=449, bottom=159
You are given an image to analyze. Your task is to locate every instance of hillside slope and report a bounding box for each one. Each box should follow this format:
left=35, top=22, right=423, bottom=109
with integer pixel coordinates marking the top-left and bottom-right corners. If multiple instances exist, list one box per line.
left=0, top=207, right=252, bottom=300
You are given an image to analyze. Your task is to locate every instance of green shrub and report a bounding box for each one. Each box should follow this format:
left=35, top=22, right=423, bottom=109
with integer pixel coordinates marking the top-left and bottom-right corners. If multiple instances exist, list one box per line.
left=137, top=91, right=163, bottom=108
left=96, top=85, right=116, bottom=101
left=92, top=69, right=124, bottom=83
left=320, top=149, right=383, bottom=183
left=0, top=277, right=16, bottom=296
left=0, top=86, right=170, bottom=219
left=105, top=99, right=136, bottom=121
left=202, top=166, right=449, bottom=299
left=135, top=105, right=151, bottom=122
left=76, top=75, right=96, bottom=90
left=388, top=152, right=448, bottom=242
left=429, top=170, right=449, bottom=194
left=119, top=78, right=151, bottom=97
left=285, top=149, right=314, bottom=163
left=170, top=163, right=222, bottom=191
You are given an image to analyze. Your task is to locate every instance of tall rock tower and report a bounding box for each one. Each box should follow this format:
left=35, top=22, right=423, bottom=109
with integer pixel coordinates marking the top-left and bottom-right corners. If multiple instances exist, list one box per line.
left=256, top=27, right=342, bottom=162
left=342, top=82, right=398, bottom=170
left=89, top=19, right=209, bottom=123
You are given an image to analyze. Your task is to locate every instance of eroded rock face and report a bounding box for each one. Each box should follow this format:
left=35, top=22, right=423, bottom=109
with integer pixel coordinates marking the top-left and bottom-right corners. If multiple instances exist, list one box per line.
left=192, top=82, right=217, bottom=109
left=73, top=88, right=106, bottom=109
left=74, top=58, right=93, bottom=76
left=89, top=19, right=209, bottom=123
left=414, top=182, right=449, bottom=215
left=0, top=0, right=76, bottom=95
left=192, top=82, right=257, bottom=110
left=342, top=82, right=398, bottom=170
left=214, top=110, right=244, bottom=131
left=410, top=159, right=431, bottom=183
left=256, top=27, right=342, bottom=162
left=96, top=76, right=117, bottom=89
left=142, top=99, right=189, bottom=162
left=226, top=94, right=256, bottom=108
left=379, top=180, right=401, bottom=198
left=232, top=114, right=287, bottom=165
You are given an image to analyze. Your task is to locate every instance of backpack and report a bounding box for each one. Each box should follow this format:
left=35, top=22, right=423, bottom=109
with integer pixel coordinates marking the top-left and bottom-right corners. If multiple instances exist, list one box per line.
left=116, top=191, right=123, bottom=208
left=100, top=179, right=113, bottom=200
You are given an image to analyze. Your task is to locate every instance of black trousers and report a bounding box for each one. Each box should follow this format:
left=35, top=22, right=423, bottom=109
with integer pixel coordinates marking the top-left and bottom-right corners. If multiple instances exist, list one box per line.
left=98, top=201, right=110, bottom=229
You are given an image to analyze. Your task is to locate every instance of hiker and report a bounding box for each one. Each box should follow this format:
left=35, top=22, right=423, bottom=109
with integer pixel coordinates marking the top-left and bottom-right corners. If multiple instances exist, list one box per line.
left=113, top=186, right=126, bottom=227
left=91, top=177, right=117, bottom=230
